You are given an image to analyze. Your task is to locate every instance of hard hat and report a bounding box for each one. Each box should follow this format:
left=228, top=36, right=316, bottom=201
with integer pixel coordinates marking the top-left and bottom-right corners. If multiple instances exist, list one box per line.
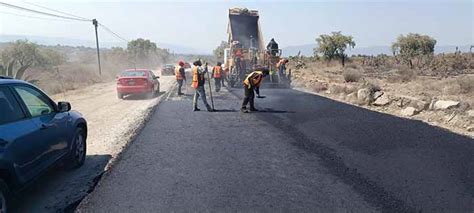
left=178, top=61, right=185, bottom=66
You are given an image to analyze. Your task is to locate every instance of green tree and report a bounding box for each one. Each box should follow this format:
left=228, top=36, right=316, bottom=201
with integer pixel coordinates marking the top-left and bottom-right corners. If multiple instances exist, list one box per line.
left=213, top=41, right=228, bottom=61
left=126, top=38, right=169, bottom=67
left=314, top=32, right=355, bottom=66
left=391, top=33, right=436, bottom=68
left=0, top=40, right=43, bottom=79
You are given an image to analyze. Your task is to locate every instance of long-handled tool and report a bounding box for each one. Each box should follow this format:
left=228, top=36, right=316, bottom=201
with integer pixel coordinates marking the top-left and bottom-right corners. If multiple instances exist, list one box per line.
left=205, top=63, right=215, bottom=110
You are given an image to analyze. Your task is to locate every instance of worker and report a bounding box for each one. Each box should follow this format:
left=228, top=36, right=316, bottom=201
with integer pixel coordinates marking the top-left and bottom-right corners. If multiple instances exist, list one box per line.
left=191, top=60, right=213, bottom=112
left=211, top=62, right=223, bottom=92
left=266, top=38, right=279, bottom=56
left=175, top=61, right=186, bottom=96
left=241, top=67, right=270, bottom=112
left=277, top=58, right=289, bottom=77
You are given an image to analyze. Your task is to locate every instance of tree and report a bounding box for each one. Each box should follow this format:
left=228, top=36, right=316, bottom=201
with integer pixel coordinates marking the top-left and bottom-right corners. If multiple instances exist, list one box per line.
left=315, top=32, right=355, bottom=66
left=213, top=41, right=228, bottom=61
left=0, top=40, right=42, bottom=79
left=126, top=38, right=169, bottom=67
left=391, top=33, right=436, bottom=68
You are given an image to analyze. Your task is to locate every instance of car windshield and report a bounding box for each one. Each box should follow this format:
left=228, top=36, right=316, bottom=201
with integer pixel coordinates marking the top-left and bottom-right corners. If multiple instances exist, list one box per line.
left=121, top=71, right=147, bottom=77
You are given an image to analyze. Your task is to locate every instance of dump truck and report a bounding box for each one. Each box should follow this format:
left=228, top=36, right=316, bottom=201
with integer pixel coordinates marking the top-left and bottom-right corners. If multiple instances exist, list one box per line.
left=223, top=8, right=290, bottom=88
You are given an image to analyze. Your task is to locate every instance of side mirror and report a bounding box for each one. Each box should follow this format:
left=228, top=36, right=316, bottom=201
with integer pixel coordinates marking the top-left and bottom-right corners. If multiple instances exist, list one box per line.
left=58, top=101, right=71, bottom=112
left=154, top=76, right=160, bottom=79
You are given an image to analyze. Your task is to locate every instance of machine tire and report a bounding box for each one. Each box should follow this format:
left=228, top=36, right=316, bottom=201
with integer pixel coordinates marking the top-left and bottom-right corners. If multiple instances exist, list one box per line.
left=117, top=93, right=124, bottom=99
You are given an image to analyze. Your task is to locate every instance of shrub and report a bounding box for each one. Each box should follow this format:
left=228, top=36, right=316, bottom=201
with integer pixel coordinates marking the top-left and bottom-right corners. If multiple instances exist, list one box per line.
left=457, top=76, right=474, bottom=94
left=343, top=69, right=362, bottom=82
left=396, top=68, right=416, bottom=82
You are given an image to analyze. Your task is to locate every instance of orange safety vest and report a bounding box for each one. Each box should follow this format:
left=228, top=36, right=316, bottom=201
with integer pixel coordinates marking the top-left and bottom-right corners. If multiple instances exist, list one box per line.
left=191, top=66, right=203, bottom=89
left=243, top=71, right=263, bottom=88
left=213, top=66, right=222, bottom=78
left=175, top=66, right=184, bottom=80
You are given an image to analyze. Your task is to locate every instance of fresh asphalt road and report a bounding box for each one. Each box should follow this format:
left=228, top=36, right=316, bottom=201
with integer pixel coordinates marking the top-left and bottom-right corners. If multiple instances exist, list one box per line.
left=79, top=85, right=474, bottom=212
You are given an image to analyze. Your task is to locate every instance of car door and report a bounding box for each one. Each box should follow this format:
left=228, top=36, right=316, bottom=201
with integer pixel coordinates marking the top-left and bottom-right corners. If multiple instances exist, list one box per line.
left=12, top=85, right=70, bottom=174
left=0, top=85, right=45, bottom=184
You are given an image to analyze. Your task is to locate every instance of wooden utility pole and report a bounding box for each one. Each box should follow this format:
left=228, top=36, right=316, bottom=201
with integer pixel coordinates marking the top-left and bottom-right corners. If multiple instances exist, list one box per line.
left=92, top=19, right=102, bottom=75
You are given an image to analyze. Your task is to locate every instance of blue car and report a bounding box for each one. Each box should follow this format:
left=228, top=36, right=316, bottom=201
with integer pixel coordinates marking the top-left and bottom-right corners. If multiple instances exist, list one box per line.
left=0, top=76, right=87, bottom=212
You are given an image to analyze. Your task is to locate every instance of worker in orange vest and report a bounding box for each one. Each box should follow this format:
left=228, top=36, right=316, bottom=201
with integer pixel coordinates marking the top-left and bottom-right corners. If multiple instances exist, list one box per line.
left=211, top=62, right=223, bottom=92
left=191, top=60, right=213, bottom=112
left=175, top=61, right=186, bottom=96
left=241, top=67, right=269, bottom=112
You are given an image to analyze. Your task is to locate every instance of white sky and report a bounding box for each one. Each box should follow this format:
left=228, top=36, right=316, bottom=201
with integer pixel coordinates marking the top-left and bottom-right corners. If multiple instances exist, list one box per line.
left=1, top=0, right=473, bottom=52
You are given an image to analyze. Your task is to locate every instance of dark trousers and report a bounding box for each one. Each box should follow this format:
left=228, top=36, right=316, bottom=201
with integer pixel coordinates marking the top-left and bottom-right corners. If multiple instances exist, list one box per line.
left=214, top=78, right=221, bottom=92
left=177, top=79, right=183, bottom=94
left=242, top=86, right=255, bottom=109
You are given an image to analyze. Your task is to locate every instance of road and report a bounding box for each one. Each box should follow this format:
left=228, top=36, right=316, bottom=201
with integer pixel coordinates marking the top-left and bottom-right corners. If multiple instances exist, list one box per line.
left=76, top=84, right=474, bottom=212
left=12, top=75, right=176, bottom=212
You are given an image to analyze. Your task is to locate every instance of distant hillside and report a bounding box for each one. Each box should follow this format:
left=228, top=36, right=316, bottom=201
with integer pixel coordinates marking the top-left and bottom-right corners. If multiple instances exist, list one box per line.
left=282, top=44, right=472, bottom=57
left=0, top=34, right=208, bottom=54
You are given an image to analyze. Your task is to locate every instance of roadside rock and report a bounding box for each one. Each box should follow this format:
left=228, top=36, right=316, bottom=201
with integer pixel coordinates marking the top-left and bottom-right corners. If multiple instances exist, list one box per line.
left=401, top=107, right=418, bottom=117
left=373, top=91, right=384, bottom=100
left=357, top=88, right=372, bottom=104
left=433, top=100, right=460, bottom=110
left=410, top=100, right=429, bottom=111
left=468, top=110, right=474, bottom=118
left=373, top=93, right=391, bottom=106
left=467, top=126, right=474, bottom=132
left=346, top=92, right=358, bottom=104
left=397, top=97, right=411, bottom=108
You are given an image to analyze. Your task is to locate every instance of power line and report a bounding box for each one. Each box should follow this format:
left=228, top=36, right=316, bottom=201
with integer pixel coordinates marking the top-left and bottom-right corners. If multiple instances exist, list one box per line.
left=0, top=2, right=90, bottom=22
left=21, top=0, right=90, bottom=21
left=98, top=23, right=128, bottom=42
left=0, top=10, right=75, bottom=22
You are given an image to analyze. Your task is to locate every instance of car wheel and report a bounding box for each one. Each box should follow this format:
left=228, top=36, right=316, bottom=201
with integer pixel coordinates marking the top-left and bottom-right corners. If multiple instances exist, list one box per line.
left=65, top=128, right=86, bottom=170
left=0, top=179, right=10, bottom=213
left=117, top=93, right=124, bottom=99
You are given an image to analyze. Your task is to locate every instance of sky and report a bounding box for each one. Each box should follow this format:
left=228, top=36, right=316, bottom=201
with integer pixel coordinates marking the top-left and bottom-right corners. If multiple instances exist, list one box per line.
left=0, top=0, right=473, bottom=53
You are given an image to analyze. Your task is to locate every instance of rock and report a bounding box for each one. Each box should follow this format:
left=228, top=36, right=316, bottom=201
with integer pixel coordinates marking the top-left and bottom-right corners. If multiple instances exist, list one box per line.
left=346, top=92, right=358, bottom=104
left=433, top=100, right=460, bottom=110
left=401, top=107, right=418, bottom=116
left=467, top=126, right=474, bottom=132
left=411, top=100, right=429, bottom=111
left=373, top=91, right=384, bottom=100
left=373, top=93, right=391, bottom=106
left=468, top=110, right=474, bottom=117
left=397, top=97, right=411, bottom=108
left=357, top=88, right=372, bottom=104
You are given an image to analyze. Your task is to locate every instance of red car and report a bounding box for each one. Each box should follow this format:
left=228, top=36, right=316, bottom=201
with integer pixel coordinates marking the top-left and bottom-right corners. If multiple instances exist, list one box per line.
left=116, top=69, right=160, bottom=99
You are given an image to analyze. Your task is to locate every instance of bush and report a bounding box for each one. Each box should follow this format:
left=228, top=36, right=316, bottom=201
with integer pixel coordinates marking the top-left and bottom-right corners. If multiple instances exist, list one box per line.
left=343, top=69, right=362, bottom=82
left=396, top=68, right=416, bottom=82
left=457, top=76, right=474, bottom=94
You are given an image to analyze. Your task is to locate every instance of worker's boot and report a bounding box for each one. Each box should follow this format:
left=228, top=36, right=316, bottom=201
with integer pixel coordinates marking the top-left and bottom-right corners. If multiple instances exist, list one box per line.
left=193, top=108, right=200, bottom=111
left=240, top=106, right=249, bottom=113
left=249, top=106, right=259, bottom=112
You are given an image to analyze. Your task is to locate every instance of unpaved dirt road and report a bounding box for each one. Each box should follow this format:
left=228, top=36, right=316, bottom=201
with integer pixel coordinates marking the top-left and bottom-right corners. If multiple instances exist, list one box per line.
left=13, top=75, right=176, bottom=212
left=79, top=86, right=473, bottom=212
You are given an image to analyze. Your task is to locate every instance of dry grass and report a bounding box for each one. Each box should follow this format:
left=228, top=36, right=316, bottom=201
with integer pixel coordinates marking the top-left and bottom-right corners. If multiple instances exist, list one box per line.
left=457, top=76, right=474, bottom=94
left=343, top=69, right=362, bottom=82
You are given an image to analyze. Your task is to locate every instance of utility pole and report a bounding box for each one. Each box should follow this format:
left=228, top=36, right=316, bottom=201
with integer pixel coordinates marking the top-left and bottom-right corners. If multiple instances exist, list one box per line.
left=92, top=19, right=102, bottom=75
